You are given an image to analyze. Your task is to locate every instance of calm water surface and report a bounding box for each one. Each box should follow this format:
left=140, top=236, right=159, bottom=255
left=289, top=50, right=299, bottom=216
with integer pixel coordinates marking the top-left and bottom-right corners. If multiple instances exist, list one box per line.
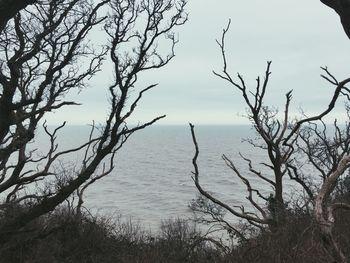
left=35, top=125, right=299, bottom=231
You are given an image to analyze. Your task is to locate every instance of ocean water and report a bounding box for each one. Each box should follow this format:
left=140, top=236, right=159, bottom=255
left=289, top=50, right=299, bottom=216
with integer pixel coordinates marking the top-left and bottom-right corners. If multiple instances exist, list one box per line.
left=33, top=125, right=299, bottom=231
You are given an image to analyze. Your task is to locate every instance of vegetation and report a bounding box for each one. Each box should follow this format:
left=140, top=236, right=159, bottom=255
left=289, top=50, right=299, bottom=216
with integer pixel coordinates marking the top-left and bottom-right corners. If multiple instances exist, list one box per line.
left=189, top=2, right=350, bottom=262
left=0, top=0, right=350, bottom=262
left=0, top=192, right=350, bottom=262
left=0, top=0, right=186, bottom=247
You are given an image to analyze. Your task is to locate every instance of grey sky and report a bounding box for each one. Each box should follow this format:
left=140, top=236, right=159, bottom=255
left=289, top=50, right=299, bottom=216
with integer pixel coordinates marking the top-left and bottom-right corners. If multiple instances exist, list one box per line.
left=48, top=0, right=350, bottom=125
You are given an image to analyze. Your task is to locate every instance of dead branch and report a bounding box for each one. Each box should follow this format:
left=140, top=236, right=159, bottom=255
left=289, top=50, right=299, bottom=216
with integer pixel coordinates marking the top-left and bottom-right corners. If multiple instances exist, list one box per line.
left=0, top=0, right=187, bottom=243
left=190, top=123, right=270, bottom=226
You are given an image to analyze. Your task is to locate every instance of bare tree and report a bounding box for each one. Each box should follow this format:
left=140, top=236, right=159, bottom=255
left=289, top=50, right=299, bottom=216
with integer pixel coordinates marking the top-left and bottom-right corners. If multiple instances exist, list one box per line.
left=190, top=20, right=350, bottom=261
left=295, top=111, right=350, bottom=262
left=0, top=0, right=187, bottom=245
left=190, top=21, right=295, bottom=232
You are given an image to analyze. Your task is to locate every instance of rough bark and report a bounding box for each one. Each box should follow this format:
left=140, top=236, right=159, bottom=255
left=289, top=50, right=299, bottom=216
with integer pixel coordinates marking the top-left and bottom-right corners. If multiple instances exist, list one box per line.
left=314, top=154, right=350, bottom=263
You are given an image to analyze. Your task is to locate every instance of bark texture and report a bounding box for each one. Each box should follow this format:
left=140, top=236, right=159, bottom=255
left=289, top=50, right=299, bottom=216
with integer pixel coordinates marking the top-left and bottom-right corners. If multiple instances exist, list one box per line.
left=314, top=154, right=350, bottom=263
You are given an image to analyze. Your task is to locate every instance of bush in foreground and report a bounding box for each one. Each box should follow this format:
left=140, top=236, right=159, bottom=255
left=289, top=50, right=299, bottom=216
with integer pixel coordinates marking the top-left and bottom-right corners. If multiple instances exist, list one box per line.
left=0, top=202, right=349, bottom=263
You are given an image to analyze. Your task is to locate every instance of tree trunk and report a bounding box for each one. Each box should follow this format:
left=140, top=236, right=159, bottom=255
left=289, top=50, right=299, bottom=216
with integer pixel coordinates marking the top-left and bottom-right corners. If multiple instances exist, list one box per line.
left=314, top=154, right=350, bottom=262
left=0, top=0, right=37, bottom=33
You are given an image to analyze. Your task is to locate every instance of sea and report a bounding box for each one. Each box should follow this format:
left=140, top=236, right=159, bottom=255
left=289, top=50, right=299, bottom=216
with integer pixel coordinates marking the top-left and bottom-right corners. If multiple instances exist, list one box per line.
left=33, top=125, right=301, bottom=232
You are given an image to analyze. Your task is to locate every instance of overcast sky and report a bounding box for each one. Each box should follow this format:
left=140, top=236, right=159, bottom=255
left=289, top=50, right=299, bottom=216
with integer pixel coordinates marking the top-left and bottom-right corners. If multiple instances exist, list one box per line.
left=49, top=0, right=350, bottom=126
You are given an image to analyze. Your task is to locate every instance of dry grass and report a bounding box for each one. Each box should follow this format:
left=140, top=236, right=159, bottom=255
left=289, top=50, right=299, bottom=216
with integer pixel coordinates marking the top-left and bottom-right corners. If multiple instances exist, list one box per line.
left=0, top=196, right=349, bottom=262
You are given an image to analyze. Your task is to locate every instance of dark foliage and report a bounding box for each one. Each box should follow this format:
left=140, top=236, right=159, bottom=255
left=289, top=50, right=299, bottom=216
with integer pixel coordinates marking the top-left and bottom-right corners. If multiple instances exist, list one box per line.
left=0, top=194, right=349, bottom=263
